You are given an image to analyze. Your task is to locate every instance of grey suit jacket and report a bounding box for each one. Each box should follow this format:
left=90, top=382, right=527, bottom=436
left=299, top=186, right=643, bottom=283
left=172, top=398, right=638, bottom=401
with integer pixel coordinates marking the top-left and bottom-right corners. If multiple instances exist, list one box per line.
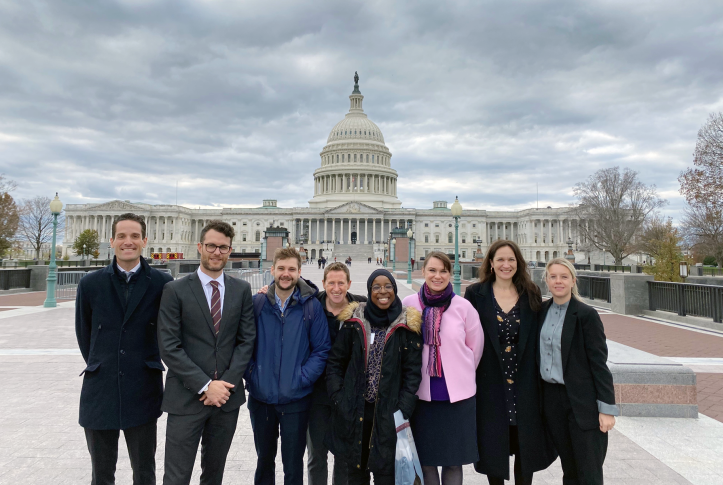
left=158, top=271, right=256, bottom=415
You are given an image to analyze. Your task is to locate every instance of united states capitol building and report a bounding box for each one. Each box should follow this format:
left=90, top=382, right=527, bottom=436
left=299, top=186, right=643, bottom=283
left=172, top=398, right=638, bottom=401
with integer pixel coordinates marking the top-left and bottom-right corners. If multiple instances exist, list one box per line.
left=65, top=76, right=613, bottom=265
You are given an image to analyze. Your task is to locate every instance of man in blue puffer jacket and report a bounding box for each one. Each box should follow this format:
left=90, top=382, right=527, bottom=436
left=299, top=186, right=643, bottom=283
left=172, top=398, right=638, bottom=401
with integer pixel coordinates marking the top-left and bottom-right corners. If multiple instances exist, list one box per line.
left=245, top=247, right=331, bottom=485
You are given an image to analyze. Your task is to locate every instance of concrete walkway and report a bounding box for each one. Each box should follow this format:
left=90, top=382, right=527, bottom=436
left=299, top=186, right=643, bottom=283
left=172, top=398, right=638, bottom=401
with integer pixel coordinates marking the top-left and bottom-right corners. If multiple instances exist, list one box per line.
left=1, top=263, right=722, bottom=484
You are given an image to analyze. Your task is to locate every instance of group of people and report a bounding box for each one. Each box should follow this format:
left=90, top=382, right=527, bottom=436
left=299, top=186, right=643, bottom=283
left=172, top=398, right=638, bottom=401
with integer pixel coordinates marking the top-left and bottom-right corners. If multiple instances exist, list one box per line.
left=76, top=212, right=617, bottom=485
left=317, top=256, right=327, bottom=269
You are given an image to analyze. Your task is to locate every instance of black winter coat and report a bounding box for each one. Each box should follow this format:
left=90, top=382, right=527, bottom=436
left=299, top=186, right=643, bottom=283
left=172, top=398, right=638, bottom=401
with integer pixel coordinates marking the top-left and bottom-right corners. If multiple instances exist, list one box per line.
left=326, top=302, right=423, bottom=475
left=464, top=281, right=557, bottom=479
left=312, top=291, right=367, bottom=407
left=538, top=297, right=616, bottom=430
left=75, top=257, right=172, bottom=430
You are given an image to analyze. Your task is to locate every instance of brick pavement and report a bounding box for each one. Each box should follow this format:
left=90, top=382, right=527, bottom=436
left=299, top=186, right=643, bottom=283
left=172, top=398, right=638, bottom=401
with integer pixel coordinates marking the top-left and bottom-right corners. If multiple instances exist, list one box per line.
left=0, top=291, right=47, bottom=307
left=600, top=313, right=723, bottom=358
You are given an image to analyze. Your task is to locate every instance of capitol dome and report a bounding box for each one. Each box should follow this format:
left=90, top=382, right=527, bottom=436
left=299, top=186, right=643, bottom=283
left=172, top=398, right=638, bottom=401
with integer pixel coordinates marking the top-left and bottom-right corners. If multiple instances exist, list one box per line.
left=309, top=74, right=401, bottom=209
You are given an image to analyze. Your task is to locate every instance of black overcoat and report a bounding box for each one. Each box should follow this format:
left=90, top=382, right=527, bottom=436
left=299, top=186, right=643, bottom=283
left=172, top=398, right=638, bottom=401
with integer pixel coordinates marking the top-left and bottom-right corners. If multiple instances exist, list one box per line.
left=75, top=257, right=172, bottom=430
left=538, top=297, right=616, bottom=430
left=325, top=302, right=422, bottom=475
left=464, top=281, right=557, bottom=479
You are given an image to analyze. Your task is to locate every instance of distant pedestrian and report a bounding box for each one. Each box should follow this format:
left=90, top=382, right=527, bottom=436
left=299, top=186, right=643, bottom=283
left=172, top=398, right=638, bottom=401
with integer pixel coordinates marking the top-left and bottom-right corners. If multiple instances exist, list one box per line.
left=411, top=258, right=415, bottom=269
left=75, top=213, right=172, bottom=485
left=368, top=257, right=372, bottom=264
left=321, top=257, right=327, bottom=269
left=318, top=258, right=322, bottom=269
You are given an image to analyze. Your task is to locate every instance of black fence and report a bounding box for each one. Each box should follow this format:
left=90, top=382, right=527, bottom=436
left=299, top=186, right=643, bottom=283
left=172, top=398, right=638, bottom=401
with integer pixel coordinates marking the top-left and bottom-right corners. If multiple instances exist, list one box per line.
left=701, top=267, right=723, bottom=277
left=0, top=269, right=31, bottom=290
left=577, top=275, right=611, bottom=303
left=648, top=281, right=723, bottom=323
left=592, top=264, right=643, bottom=273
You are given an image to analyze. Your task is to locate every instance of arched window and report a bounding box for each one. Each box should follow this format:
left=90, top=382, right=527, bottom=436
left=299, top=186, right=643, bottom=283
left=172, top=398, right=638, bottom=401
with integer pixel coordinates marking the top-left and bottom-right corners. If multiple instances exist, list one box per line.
left=448, top=233, right=453, bottom=243
left=255, top=231, right=261, bottom=242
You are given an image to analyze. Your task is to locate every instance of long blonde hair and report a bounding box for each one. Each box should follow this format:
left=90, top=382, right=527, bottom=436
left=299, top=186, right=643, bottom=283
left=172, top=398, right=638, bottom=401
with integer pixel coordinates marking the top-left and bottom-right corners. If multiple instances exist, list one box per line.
left=544, top=258, right=580, bottom=299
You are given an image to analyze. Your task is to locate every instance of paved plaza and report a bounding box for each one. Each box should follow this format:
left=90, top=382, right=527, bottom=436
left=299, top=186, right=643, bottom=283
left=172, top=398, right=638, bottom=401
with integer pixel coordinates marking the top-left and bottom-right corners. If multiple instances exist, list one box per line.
left=1, top=263, right=723, bottom=484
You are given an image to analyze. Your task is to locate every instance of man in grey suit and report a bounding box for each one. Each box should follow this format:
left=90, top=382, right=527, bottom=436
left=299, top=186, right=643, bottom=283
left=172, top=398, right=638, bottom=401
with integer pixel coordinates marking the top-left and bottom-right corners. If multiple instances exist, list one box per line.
left=158, top=220, right=256, bottom=485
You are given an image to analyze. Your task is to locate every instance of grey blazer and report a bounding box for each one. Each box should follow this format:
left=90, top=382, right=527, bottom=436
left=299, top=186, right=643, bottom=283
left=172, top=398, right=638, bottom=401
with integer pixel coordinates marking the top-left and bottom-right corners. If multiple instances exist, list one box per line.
left=158, top=271, right=256, bottom=415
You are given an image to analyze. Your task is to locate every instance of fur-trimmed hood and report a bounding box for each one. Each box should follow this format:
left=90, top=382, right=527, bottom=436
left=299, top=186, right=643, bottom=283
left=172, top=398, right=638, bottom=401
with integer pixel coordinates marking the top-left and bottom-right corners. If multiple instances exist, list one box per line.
left=337, top=301, right=421, bottom=334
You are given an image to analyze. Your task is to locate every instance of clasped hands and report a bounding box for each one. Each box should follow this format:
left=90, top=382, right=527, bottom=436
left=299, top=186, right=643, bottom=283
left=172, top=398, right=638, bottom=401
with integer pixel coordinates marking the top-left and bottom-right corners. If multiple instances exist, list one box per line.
left=199, top=380, right=235, bottom=407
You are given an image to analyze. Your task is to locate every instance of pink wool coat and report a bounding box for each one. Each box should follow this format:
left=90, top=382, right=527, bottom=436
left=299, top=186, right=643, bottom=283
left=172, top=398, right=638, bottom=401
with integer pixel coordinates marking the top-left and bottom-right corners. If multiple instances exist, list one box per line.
left=402, top=293, right=484, bottom=403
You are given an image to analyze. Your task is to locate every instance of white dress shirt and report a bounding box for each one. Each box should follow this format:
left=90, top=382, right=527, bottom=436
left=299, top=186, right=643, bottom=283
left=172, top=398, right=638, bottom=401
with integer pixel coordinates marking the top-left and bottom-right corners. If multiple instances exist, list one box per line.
left=196, top=267, right=225, bottom=315
left=117, top=261, right=141, bottom=282
left=196, top=268, right=225, bottom=394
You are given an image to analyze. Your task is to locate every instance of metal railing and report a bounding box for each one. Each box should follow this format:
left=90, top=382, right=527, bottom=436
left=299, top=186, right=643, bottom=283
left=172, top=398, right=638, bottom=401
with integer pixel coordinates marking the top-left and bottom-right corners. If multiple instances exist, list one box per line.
left=238, top=270, right=274, bottom=293
left=0, top=269, right=31, bottom=290
left=56, top=271, right=92, bottom=300
left=594, top=264, right=634, bottom=273
left=648, top=281, right=723, bottom=323
left=573, top=264, right=591, bottom=271
left=702, top=267, right=723, bottom=277
left=577, top=275, right=611, bottom=302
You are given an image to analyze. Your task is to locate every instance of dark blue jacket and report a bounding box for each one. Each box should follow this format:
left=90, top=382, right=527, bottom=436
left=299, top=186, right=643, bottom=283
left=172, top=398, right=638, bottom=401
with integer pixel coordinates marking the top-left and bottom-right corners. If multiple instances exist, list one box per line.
left=75, top=257, right=172, bottom=430
left=245, top=277, right=331, bottom=406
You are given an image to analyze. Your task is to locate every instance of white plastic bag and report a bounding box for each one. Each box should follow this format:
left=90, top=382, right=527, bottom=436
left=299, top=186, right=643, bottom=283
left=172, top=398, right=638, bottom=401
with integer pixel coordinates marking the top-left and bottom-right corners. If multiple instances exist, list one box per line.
left=393, top=410, right=424, bottom=485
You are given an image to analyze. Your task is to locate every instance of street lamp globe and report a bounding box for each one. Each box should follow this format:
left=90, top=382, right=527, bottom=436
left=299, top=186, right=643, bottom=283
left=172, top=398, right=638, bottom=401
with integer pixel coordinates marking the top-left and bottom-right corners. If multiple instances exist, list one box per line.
left=451, top=196, right=463, bottom=217
left=407, top=228, right=413, bottom=238
left=49, top=192, right=63, bottom=215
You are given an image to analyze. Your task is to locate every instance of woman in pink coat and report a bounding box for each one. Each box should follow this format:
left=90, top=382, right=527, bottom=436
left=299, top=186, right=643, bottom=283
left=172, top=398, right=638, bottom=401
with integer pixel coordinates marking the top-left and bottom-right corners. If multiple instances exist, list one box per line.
left=402, top=251, right=484, bottom=485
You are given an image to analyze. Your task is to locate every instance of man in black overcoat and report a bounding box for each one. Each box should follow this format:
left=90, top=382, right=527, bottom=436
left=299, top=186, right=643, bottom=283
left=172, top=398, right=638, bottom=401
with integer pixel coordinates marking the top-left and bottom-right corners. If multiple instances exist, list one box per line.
left=75, top=213, right=172, bottom=485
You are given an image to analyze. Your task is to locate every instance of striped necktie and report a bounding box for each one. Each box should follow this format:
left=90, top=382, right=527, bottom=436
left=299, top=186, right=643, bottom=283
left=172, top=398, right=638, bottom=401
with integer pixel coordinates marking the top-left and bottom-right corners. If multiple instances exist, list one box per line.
left=210, top=280, right=222, bottom=336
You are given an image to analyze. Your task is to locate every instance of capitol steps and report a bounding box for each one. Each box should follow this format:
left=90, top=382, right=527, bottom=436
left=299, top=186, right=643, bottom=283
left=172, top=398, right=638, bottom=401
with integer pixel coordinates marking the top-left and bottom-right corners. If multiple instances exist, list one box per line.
left=332, top=244, right=375, bottom=262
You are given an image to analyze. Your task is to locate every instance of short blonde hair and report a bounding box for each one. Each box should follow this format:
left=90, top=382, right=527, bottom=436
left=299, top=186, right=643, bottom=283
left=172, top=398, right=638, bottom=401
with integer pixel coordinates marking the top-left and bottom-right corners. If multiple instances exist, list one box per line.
left=544, top=258, right=580, bottom=299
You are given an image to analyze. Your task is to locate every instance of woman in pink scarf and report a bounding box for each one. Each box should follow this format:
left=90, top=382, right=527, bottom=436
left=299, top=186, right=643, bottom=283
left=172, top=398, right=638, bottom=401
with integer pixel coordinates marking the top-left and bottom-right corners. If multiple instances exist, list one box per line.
left=402, top=251, right=484, bottom=485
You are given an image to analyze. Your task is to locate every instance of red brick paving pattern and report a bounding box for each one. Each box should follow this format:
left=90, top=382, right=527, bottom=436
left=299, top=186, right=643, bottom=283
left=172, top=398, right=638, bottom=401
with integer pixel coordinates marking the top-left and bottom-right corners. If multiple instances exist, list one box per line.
left=598, top=312, right=723, bottom=422
left=600, top=313, right=723, bottom=358
left=0, top=291, right=48, bottom=307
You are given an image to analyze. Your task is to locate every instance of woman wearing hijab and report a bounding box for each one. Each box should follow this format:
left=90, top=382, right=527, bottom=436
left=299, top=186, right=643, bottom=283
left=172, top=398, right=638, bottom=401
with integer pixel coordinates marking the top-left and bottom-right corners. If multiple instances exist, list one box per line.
left=402, top=251, right=484, bottom=485
left=326, top=269, right=423, bottom=485
left=464, top=240, right=557, bottom=484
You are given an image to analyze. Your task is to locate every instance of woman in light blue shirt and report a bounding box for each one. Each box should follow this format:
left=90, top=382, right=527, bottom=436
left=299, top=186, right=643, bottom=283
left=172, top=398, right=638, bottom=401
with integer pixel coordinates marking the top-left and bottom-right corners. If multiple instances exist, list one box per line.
left=539, top=258, right=618, bottom=485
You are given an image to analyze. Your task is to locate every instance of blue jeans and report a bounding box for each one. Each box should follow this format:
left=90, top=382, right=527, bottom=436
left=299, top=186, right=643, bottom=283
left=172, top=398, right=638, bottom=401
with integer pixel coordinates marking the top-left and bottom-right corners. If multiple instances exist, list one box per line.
left=248, top=395, right=311, bottom=485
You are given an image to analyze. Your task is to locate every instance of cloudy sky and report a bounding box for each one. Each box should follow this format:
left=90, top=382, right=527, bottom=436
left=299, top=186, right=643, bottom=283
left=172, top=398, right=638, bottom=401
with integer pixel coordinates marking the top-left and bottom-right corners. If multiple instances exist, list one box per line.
left=1, top=0, right=722, bottom=220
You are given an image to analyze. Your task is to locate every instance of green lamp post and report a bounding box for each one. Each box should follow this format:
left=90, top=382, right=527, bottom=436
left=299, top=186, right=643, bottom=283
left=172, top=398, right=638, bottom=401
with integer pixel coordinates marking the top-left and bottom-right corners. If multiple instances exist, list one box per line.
left=407, top=228, right=413, bottom=284
left=383, top=243, right=388, bottom=268
left=451, top=196, right=463, bottom=295
left=43, top=193, right=63, bottom=308
left=391, top=238, right=396, bottom=272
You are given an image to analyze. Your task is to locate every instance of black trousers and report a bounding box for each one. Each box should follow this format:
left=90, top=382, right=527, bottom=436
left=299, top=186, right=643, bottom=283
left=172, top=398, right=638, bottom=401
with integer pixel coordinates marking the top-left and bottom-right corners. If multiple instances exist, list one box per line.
left=84, top=419, right=157, bottom=485
left=346, top=401, right=394, bottom=485
left=162, top=406, right=240, bottom=485
left=486, top=426, right=533, bottom=485
left=542, top=382, right=608, bottom=485
left=248, top=395, right=310, bottom=485
left=306, top=402, right=347, bottom=485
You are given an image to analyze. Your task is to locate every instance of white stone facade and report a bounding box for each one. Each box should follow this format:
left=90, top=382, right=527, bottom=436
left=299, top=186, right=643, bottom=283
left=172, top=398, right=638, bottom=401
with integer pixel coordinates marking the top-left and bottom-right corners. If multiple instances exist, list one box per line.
left=63, top=77, right=632, bottom=265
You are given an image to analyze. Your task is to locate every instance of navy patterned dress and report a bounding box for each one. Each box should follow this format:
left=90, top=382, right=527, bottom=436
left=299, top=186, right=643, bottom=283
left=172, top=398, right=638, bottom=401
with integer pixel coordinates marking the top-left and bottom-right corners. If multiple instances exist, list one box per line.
left=494, top=298, right=521, bottom=425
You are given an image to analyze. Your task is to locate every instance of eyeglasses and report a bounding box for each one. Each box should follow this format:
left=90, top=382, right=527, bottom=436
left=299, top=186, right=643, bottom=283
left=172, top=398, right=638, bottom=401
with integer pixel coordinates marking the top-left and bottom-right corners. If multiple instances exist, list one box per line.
left=371, top=284, right=394, bottom=293
left=203, top=244, right=231, bottom=254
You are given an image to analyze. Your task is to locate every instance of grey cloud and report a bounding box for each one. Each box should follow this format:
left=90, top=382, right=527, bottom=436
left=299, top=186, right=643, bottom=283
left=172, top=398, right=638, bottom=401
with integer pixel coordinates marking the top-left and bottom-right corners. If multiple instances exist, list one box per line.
left=0, top=0, right=721, bottom=222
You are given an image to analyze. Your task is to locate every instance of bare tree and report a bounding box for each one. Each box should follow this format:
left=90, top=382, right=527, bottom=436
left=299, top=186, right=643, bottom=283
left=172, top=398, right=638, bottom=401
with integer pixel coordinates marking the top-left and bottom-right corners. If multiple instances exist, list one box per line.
left=0, top=175, right=19, bottom=257
left=17, top=196, right=65, bottom=260
left=680, top=204, right=723, bottom=268
left=679, top=112, right=723, bottom=268
left=573, top=167, right=666, bottom=265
